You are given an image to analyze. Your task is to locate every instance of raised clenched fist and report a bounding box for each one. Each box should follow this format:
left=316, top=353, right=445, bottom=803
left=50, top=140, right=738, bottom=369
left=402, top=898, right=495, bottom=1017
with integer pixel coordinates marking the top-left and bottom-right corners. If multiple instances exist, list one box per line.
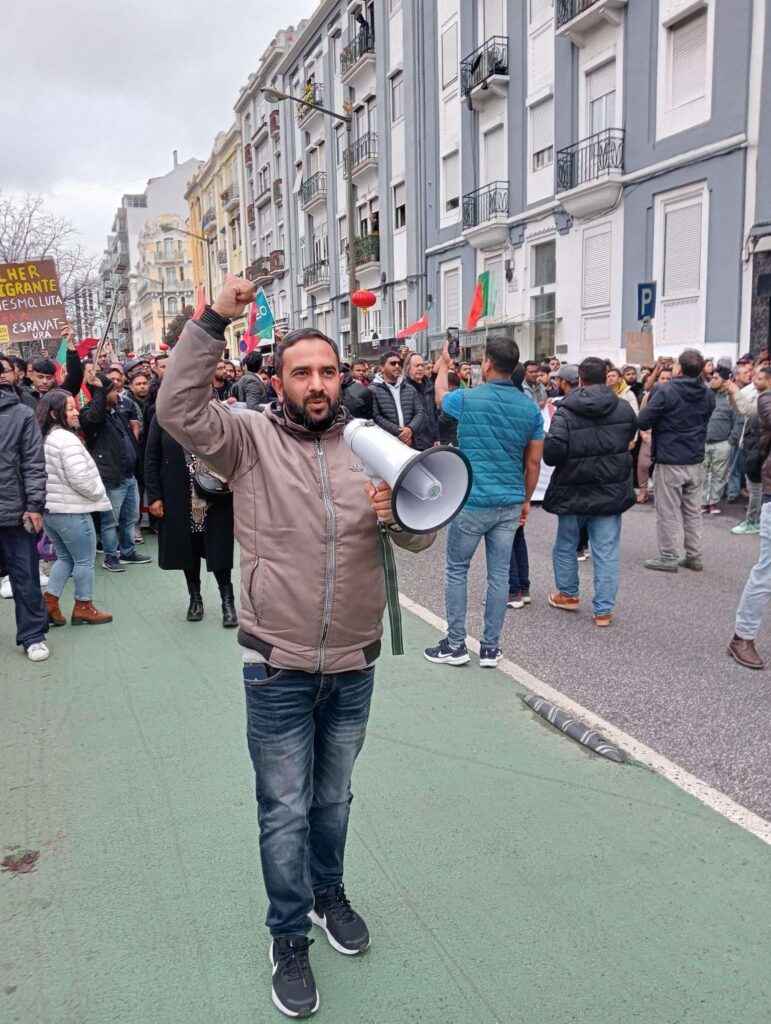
left=212, top=274, right=256, bottom=320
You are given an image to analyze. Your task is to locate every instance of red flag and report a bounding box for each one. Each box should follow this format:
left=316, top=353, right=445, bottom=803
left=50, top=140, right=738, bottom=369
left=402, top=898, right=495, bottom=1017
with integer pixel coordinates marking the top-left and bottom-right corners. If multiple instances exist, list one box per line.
left=76, top=337, right=99, bottom=358
left=396, top=310, right=429, bottom=340
left=239, top=303, right=257, bottom=356
left=192, top=284, right=206, bottom=320
left=466, top=272, right=492, bottom=333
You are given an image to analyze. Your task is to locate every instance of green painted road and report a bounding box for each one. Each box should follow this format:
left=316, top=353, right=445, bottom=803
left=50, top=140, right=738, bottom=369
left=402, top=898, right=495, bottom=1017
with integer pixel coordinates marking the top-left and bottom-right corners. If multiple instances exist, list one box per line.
left=1, top=540, right=769, bottom=1024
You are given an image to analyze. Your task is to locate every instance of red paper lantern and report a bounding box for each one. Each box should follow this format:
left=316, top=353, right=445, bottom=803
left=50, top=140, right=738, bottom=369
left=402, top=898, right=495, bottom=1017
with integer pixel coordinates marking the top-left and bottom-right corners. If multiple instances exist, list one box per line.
left=352, top=289, right=377, bottom=309
left=126, top=352, right=136, bottom=359
left=159, top=343, right=169, bottom=351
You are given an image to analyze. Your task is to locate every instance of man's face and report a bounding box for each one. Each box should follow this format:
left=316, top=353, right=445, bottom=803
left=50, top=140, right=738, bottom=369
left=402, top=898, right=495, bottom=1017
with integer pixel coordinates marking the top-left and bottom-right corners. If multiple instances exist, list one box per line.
left=549, top=358, right=560, bottom=373
left=459, top=364, right=471, bottom=382
left=558, top=377, right=572, bottom=396
left=754, top=370, right=771, bottom=393
left=259, top=370, right=270, bottom=385
left=108, top=370, right=124, bottom=393
left=351, top=362, right=368, bottom=383
left=624, top=367, right=637, bottom=384
left=225, top=363, right=236, bottom=381
left=129, top=374, right=150, bottom=400
left=381, top=355, right=402, bottom=385
left=31, top=368, right=56, bottom=393
left=0, top=360, right=15, bottom=387
left=214, top=361, right=227, bottom=383
left=536, top=370, right=549, bottom=387
left=658, top=369, right=673, bottom=384
left=97, top=352, right=109, bottom=369
left=735, top=363, right=752, bottom=385
left=606, top=369, right=620, bottom=389
left=274, top=338, right=342, bottom=432
left=409, top=357, right=426, bottom=383
left=106, top=386, right=119, bottom=409
left=524, top=364, right=538, bottom=384
left=155, top=358, right=167, bottom=379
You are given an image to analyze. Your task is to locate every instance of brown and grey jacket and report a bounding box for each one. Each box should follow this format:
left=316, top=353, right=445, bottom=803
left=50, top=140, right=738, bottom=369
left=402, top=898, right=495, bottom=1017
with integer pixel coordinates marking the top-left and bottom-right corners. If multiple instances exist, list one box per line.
left=156, top=315, right=435, bottom=674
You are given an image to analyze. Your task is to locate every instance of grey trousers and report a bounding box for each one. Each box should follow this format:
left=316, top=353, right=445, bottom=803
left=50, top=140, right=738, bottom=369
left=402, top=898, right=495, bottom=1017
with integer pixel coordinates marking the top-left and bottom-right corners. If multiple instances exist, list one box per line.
left=654, top=463, right=704, bottom=560
left=747, top=479, right=763, bottom=524
left=702, top=441, right=732, bottom=506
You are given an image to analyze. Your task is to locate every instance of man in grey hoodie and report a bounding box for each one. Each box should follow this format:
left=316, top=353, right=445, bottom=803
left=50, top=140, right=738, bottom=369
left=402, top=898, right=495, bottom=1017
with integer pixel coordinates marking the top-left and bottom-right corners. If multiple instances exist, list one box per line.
left=370, top=350, right=424, bottom=449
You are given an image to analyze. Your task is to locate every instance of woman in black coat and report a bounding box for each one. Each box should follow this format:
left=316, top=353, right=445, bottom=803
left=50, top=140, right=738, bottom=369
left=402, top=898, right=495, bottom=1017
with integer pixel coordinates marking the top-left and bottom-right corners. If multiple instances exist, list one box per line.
left=144, top=415, right=236, bottom=626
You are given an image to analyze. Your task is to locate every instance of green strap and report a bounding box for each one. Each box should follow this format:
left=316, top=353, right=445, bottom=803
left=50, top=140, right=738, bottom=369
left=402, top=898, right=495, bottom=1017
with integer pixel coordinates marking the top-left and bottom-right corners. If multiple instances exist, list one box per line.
left=378, top=523, right=404, bottom=656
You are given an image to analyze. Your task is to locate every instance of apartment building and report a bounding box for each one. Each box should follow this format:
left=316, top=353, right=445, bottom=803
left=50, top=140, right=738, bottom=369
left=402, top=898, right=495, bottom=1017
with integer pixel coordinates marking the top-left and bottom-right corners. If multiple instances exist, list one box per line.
left=424, top=0, right=767, bottom=364
left=132, top=215, right=195, bottom=354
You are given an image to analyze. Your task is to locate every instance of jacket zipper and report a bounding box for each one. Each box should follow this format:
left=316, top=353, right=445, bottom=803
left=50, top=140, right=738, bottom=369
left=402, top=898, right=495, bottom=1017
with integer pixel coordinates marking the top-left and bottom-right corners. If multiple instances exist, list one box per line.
left=315, top=436, right=336, bottom=673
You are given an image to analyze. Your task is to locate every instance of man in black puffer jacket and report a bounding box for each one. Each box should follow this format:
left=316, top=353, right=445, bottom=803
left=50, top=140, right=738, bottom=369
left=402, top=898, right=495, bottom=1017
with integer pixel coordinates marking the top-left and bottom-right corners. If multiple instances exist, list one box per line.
left=543, top=356, right=637, bottom=627
left=341, top=365, right=373, bottom=419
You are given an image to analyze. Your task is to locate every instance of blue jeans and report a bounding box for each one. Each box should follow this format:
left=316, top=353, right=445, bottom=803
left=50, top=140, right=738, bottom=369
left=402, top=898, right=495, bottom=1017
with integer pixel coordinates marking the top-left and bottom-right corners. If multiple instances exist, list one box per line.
left=43, top=512, right=97, bottom=600
left=552, top=514, right=622, bottom=616
left=101, top=478, right=139, bottom=558
left=445, top=504, right=521, bottom=648
left=244, top=661, right=376, bottom=938
left=727, top=447, right=745, bottom=500
left=508, top=525, right=530, bottom=593
left=735, top=500, right=771, bottom=640
left=0, top=525, right=48, bottom=648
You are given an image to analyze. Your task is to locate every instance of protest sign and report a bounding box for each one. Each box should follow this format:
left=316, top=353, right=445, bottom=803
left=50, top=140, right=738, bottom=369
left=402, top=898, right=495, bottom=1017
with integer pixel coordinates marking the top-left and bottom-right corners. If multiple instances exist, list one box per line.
left=0, top=259, right=67, bottom=345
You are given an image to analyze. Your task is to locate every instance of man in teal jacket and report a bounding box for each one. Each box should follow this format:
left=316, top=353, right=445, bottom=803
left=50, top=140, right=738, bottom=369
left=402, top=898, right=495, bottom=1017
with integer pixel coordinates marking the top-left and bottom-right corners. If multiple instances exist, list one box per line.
left=425, top=335, right=543, bottom=668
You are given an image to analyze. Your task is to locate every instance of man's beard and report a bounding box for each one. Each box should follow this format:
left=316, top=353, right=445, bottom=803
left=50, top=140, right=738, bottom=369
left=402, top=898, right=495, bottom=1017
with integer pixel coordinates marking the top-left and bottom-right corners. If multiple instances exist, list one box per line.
left=283, top=392, right=341, bottom=432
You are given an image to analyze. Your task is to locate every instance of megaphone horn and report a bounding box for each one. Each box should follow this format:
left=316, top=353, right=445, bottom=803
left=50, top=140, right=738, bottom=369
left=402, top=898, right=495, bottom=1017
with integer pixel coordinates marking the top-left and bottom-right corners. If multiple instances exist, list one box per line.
left=343, top=419, right=472, bottom=534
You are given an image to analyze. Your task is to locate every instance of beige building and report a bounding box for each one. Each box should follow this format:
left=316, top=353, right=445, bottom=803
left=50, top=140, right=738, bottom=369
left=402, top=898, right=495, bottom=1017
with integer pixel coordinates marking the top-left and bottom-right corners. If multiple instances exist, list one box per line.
left=132, top=214, right=196, bottom=354
left=185, top=124, right=246, bottom=355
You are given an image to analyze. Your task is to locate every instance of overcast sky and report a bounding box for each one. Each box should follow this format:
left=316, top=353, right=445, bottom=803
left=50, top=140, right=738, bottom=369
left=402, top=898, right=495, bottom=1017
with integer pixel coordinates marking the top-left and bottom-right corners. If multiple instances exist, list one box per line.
left=2, top=0, right=314, bottom=257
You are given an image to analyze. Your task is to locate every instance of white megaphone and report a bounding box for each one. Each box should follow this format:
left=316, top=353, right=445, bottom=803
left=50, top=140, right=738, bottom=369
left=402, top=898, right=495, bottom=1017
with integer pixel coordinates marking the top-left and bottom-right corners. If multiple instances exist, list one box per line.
left=343, top=419, right=472, bottom=534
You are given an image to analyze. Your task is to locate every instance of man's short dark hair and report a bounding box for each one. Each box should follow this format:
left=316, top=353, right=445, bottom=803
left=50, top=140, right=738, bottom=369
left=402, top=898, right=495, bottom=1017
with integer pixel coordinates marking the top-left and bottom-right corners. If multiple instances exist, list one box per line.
left=484, top=335, right=520, bottom=375
left=379, top=350, right=403, bottom=367
left=32, top=358, right=57, bottom=375
left=243, top=350, right=263, bottom=373
left=11, top=356, right=26, bottom=374
left=757, top=365, right=771, bottom=380
left=275, top=328, right=340, bottom=378
left=523, top=359, right=537, bottom=370
left=129, top=369, right=150, bottom=383
left=154, top=352, right=169, bottom=363
left=678, top=348, right=705, bottom=379
left=578, top=357, right=608, bottom=386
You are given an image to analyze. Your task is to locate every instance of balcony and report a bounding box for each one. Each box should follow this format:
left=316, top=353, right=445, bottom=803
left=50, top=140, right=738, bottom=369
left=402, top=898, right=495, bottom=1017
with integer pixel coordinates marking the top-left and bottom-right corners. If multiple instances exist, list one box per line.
left=269, top=110, right=280, bottom=138
left=296, top=82, right=324, bottom=129
left=556, top=0, right=627, bottom=45
left=217, top=249, right=228, bottom=268
left=344, top=131, right=378, bottom=179
left=340, top=26, right=375, bottom=85
left=461, top=181, right=509, bottom=250
left=156, top=249, right=183, bottom=263
left=556, top=129, right=624, bottom=219
left=302, top=259, right=330, bottom=293
left=255, top=183, right=272, bottom=207
left=201, top=207, right=217, bottom=233
left=269, top=249, right=285, bottom=275
left=272, top=178, right=283, bottom=206
left=353, top=234, right=380, bottom=270
left=300, top=171, right=327, bottom=211
left=252, top=117, right=269, bottom=144
left=460, top=36, right=509, bottom=110
left=247, top=256, right=271, bottom=282
left=221, top=184, right=239, bottom=211
left=247, top=203, right=255, bottom=227
left=244, top=145, right=252, bottom=166
left=113, top=246, right=129, bottom=271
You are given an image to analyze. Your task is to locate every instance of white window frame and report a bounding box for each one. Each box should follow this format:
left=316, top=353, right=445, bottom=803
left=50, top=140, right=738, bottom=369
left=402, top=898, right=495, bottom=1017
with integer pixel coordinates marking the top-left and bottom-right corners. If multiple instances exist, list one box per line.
left=393, top=181, right=407, bottom=231
left=581, top=223, right=612, bottom=310
left=656, top=1, right=714, bottom=141
left=440, top=260, right=462, bottom=331
left=652, top=182, right=709, bottom=344
left=391, top=71, right=404, bottom=123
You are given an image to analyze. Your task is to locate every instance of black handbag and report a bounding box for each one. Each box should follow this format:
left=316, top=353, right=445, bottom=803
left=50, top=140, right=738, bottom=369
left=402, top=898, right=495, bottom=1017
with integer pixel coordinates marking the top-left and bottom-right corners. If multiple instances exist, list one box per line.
left=184, top=452, right=232, bottom=502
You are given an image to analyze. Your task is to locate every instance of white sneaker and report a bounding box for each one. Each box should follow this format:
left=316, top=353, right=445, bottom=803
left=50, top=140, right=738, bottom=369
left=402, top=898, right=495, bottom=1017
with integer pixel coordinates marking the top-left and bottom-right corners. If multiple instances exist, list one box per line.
left=39, top=572, right=49, bottom=587
left=26, top=642, right=50, bottom=662
left=0, top=576, right=11, bottom=599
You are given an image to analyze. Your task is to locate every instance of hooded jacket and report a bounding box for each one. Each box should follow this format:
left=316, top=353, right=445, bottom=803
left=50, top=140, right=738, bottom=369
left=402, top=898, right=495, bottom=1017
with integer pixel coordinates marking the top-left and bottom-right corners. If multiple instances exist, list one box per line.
left=0, top=385, right=47, bottom=526
left=705, top=388, right=742, bottom=446
left=636, top=375, right=716, bottom=465
left=156, top=314, right=435, bottom=675
left=341, top=369, right=373, bottom=419
left=543, top=384, right=637, bottom=517
left=371, top=375, right=424, bottom=445
left=79, top=377, right=138, bottom=488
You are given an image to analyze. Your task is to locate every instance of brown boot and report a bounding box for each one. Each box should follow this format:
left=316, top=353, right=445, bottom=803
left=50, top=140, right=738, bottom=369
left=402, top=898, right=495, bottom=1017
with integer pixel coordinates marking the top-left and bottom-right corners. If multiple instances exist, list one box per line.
left=727, top=635, right=764, bottom=670
left=43, top=591, right=66, bottom=627
left=71, top=600, right=113, bottom=626
left=548, top=592, right=580, bottom=612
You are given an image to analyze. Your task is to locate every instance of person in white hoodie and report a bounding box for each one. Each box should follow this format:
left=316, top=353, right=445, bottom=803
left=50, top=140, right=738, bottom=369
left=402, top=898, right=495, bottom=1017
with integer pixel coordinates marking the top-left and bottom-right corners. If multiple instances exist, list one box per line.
left=35, top=390, right=114, bottom=626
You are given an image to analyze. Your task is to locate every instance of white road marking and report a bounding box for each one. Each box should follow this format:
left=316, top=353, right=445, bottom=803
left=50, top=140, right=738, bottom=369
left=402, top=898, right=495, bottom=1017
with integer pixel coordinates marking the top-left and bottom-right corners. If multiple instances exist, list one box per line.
left=399, top=593, right=771, bottom=847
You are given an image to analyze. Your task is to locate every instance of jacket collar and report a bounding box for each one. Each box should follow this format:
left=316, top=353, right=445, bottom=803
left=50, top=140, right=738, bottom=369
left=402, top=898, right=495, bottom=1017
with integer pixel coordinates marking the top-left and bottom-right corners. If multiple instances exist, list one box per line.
left=263, top=401, right=350, bottom=441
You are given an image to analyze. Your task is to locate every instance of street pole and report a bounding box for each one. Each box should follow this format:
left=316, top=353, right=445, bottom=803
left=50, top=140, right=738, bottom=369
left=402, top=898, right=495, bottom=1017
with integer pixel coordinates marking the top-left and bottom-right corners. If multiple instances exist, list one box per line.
left=346, top=117, right=359, bottom=361
left=160, top=277, right=166, bottom=343
left=205, top=239, right=213, bottom=302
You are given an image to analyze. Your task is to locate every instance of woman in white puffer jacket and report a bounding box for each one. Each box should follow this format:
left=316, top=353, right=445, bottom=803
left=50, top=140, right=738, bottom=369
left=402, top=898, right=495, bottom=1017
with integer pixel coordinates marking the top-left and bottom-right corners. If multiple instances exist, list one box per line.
left=36, top=390, right=114, bottom=626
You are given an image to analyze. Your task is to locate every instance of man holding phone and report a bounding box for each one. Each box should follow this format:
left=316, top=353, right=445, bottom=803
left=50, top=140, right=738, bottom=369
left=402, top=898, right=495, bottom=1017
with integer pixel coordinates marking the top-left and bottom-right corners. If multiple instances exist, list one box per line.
left=702, top=366, right=742, bottom=513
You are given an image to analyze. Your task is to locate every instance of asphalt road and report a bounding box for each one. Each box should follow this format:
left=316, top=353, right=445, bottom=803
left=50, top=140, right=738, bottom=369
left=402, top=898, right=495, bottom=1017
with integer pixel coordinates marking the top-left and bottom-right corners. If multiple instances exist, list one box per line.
left=395, top=496, right=771, bottom=823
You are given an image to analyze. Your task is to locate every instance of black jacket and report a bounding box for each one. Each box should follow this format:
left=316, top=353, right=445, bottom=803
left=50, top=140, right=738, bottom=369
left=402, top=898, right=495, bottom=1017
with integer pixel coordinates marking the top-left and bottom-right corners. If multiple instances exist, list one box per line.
left=543, top=385, right=638, bottom=517
left=403, top=377, right=439, bottom=451
left=371, top=378, right=424, bottom=447
left=232, top=371, right=268, bottom=410
left=24, top=348, right=84, bottom=404
left=0, top=385, right=46, bottom=525
left=341, top=371, right=373, bottom=419
left=637, top=376, right=716, bottom=465
left=79, top=384, right=137, bottom=488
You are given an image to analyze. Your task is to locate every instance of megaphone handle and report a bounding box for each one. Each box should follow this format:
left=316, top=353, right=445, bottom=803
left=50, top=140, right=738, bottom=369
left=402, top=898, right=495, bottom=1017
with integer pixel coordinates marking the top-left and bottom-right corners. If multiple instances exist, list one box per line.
left=363, top=463, right=383, bottom=488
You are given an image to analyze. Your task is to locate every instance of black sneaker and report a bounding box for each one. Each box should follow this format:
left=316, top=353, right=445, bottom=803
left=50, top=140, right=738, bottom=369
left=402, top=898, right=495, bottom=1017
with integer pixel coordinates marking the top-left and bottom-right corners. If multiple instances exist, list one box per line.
left=310, top=884, right=370, bottom=955
left=269, top=936, right=318, bottom=1018
left=479, top=645, right=501, bottom=668
left=102, top=555, right=125, bottom=573
left=119, top=551, right=152, bottom=565
left=424, top=637, right=470, bottom=665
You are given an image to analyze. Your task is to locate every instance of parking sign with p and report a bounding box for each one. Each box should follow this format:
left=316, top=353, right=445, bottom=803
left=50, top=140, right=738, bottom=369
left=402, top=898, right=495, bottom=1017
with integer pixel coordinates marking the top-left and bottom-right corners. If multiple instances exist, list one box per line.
left=637, top=282, right=657, bottom=322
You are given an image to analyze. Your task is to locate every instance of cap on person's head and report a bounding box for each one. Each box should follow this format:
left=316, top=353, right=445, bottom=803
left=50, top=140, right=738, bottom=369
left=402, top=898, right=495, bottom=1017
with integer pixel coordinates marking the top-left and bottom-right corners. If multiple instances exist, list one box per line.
left=738, top=352, right=754, bottom=364
left=555, top=363, right=579, bottom=386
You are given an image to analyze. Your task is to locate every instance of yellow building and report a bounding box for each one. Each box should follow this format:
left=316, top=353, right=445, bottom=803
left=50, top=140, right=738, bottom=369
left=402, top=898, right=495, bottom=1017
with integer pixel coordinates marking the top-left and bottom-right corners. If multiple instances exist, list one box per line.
left=185, top=123, right=246, bottom=356
left=133, top=214, right=196, bottom=354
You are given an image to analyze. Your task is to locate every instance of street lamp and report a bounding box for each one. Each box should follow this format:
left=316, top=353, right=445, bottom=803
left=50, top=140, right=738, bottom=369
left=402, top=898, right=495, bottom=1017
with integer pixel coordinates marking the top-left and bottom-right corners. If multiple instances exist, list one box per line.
left=160, top=222, right=213, bottom=303
left=262, top=86, right=359, bottom=359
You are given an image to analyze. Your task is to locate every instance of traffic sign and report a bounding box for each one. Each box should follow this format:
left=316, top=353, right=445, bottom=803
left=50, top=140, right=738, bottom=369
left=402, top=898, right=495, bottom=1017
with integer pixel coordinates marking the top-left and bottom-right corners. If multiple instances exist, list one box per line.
left=637, top=282, right=657, bottom=321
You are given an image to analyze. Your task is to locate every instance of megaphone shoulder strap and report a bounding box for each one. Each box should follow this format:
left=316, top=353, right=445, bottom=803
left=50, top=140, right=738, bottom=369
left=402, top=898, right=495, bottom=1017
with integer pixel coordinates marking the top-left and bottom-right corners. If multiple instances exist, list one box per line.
left=378, top=522, right=404, bottom=656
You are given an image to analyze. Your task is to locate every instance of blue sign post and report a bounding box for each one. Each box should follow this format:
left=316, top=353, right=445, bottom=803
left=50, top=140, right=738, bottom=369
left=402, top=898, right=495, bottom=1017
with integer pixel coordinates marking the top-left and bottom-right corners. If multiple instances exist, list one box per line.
left=637, top=282, right=657, bottom=323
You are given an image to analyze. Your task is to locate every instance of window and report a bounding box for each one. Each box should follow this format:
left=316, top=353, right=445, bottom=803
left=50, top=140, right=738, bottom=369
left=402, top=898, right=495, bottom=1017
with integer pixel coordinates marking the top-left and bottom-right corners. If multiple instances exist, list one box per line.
left=166, top=268, right=176, bottom=287
left=441, top=23, right=458, bottom=88
left=670, top=11, right=708, bottom=110
left=335, top=125, right=345, bottom=164
left=532, top=240, right=556, bottom=287
left=442, top=151, right=460, bottom=211
left=396, top=297, right=408, bottom=332
left=167, top=296, right=178, bottom=314
left=164, top=238, right=174, bottom=259
left=442, top=266, right=461, bottom=329
left=654, top=185, right=708, bottom=345
left=530, top=0, right=553, bottom=20
left=482, top=0, right=505, bottom=38
left=582, top=225, right=612, bottom=308
left=663, top=201, right=703, bottom=297
left=587, top=61, right=616, bottom=135
left=179, top=266, right=185, bottom=281
left=393, top=182, right=406, bottom=229
left=531, top=99, right=553, bottom=171
left=483, top=255, right=502, bottom=319
left=484, top=125, right=505, bottom=184
left=391, top=72, right=404, bottom=122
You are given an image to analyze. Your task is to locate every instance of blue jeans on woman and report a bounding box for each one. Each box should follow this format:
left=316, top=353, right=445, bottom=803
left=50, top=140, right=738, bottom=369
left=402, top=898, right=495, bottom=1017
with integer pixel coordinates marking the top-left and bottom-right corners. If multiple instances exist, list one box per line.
left=445, top=504, right=521, bottom=649
left=43, top=512, right=98, bottom=601
left=552, top=514, right=622, bottom=616
left=508, top=525, right=530, bottom=594
left=243, top=659, right=375, bottom=938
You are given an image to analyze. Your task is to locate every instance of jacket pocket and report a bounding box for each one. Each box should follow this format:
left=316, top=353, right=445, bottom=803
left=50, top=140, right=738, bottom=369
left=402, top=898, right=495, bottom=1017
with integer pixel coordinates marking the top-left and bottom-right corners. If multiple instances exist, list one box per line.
left=246, top=558, right=264, bottom=619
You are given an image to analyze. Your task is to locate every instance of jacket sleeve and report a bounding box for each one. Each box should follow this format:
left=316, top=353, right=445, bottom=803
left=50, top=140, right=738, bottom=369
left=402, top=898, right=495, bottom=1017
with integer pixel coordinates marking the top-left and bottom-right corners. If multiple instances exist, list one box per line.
left=636, top=386, right=667, bottom=431
left=144, top=416, right=163, bottom=504
left=371, top=387, right=401, bottom=436
left=241, top=373, right=267, bottom=411
left=21, top=412, right=47, bottom=514
left=758, top=391, right=771, bottom=435
left=728, top=386, right=758, bottom=417
left=78, top=386, right=107, bottom=439
left=155, top=313, right=257, bottom=480
left=405, top=388, right=425, bottom=437
left=390, top=527, right=436, bottom=553
left=61, top=348, right=84, bottom=397
left=542, top=407, right=570, bottom=466
left=729, top=408, right=745, bottom=446
left=60, top=437, right=106, bottom=501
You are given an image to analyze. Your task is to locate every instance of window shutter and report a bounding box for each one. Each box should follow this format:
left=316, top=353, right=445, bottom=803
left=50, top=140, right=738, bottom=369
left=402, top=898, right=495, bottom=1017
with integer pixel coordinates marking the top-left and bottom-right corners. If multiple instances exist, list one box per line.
left=442, top=93, right=459, bottom=146
left=443, top=268, right=460, bottom=327
left=484, top=125, right=506, bottom=184
left=483, top=0, right=505, bottom=37
left=441, top=22, right=458, bottom=87
left=443, top=151, right=460, bottom=206
left=582, top=227, right=612, bottom=308
left=588, top=60, right=615, bottom=102
left=394, top=182, right=406, bottom=208
left=528, top=22, right=553, bottom=94
left=664, top=202, right=702, bottom=296
left=531, top=99, right=553, bottom=155
left=670, top=12, right=707, bottom=108
left=529, top=0, right=553, bottom=22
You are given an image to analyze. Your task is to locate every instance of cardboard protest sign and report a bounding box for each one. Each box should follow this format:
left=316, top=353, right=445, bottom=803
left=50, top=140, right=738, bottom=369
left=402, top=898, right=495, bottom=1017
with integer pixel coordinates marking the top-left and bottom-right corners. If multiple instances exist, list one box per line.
left=0, top=259, right=67, bottom=345
left=625, top=330, right=654, bottom=366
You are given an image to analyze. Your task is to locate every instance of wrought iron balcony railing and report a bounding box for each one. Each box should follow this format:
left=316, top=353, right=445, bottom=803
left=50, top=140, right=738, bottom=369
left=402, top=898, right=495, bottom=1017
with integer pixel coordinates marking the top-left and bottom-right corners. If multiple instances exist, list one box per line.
left=201, top=207, right=217, bottom=231
left=297, top=82, right=324, bottom=124
left=269, top=249, right=285, bottom=274
left=460, top=36, right=509, bottom=98
left=462, top=181, right=509, bottom=230
left=303, top=259, right=330, bottom=289
left=272, top=178, right=283, bottom=205
left=557, top=0, right=603, bottom=28
left=556, top=129, right=625, bottom=193
left=248, top=256, right=271, bottom=281
left=216, top=249, right=228, bottom=267
left=345, top=131, right=378, bottom=176
left=299, top=171, right=327, bottom=208
left=353, top=234, right=380, bottom=267
left=221, top=184, right=239, bottom=209
left=341, top=26, right=375, bottom=78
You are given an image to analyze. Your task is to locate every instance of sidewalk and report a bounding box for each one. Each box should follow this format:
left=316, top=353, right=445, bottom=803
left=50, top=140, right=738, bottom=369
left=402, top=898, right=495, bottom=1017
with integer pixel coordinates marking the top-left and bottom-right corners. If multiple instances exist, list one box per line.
left=1, top=543, right=768, bottom=1024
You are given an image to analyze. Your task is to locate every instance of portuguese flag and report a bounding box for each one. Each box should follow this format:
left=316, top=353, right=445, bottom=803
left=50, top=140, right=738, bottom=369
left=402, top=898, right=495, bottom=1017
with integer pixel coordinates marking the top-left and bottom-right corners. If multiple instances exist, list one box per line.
left=466, top=271, right=493, bottom=333
left=53, top=338, right=69, bottom=385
